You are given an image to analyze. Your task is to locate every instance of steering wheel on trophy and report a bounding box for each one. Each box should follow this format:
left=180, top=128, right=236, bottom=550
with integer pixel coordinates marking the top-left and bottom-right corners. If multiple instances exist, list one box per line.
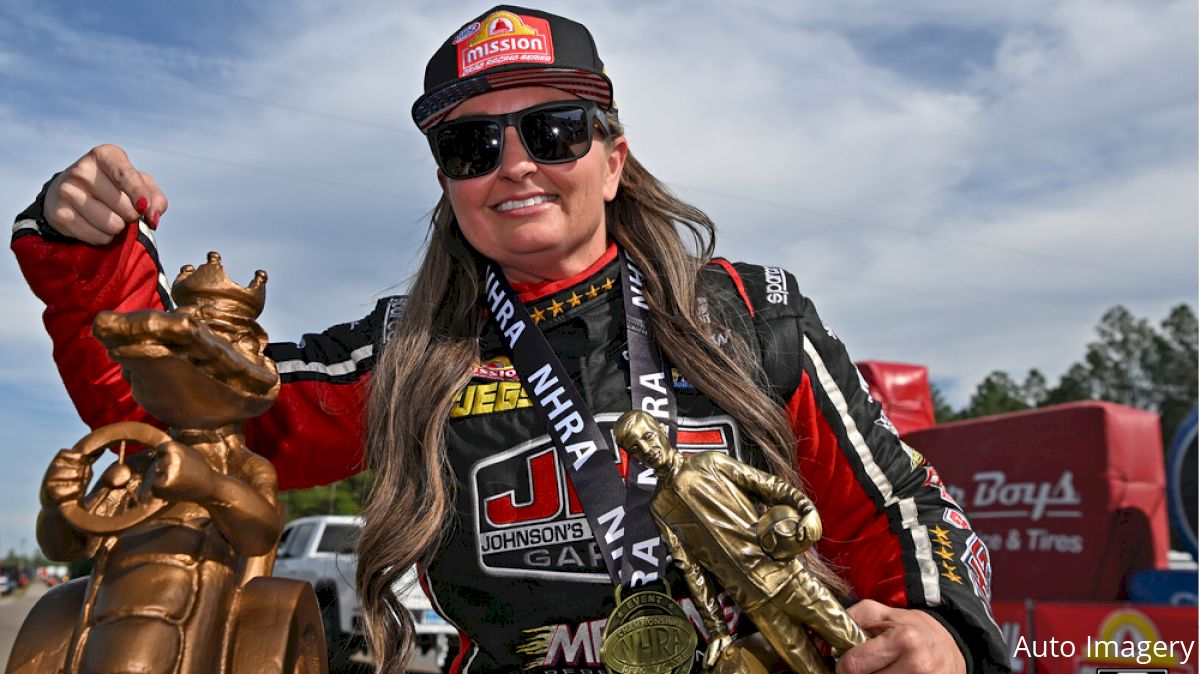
left=58, top=421, right=173, bottom=536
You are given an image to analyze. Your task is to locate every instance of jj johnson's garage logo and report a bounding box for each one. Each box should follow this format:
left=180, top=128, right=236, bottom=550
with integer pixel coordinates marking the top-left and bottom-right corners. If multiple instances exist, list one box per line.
left=471, top=413, right=742, bottom=581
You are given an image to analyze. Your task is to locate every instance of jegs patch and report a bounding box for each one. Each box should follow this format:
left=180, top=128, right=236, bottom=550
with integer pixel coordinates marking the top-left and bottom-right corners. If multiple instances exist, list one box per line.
left=450, top=380, right=531, bottom=418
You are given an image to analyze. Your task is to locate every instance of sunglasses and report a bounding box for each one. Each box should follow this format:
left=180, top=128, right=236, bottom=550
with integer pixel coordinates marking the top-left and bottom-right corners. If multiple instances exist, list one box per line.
left=428, top=100, right=611, bottom=180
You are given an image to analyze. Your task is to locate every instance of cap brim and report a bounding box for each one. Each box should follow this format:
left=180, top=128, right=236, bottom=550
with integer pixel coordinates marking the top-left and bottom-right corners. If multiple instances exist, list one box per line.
left=413, top=67, right=613, bottom=132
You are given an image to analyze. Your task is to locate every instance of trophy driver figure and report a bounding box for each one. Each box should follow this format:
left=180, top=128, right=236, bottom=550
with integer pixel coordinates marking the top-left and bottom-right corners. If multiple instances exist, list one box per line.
left=614, top=410, right=869, bottom=674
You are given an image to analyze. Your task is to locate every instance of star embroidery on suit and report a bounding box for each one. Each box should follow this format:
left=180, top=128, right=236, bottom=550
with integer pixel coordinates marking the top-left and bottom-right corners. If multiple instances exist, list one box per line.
left=548, top=298, right=565, bottom=317
left=585, top=285, right=599, bottom=299
left=530, top=306, right=546, bottom=325
left=934, top=546, right=956, bottom=562
left=567, top=292, right=582, bottom=308
left=929, top=525, right=951, bottom=542
left=940, top=561, right=964, bottom=584
left=601, top=277, right=615, bottom=292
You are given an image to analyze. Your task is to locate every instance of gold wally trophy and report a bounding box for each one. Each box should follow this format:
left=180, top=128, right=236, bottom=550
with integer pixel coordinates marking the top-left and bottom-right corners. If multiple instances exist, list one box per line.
left=612, top=411, right=869, bottom=674
left=7, top=253, right=326, bottom=674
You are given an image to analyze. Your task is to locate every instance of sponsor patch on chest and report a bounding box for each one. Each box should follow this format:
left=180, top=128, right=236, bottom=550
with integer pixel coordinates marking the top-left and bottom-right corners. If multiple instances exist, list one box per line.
left=451, top=380, right=531, bottom=418
left=516, top=594, right=743, bottom=672
left=474, top=355, right=520, bottom=381
left=469, top=413, right=742, bottom=581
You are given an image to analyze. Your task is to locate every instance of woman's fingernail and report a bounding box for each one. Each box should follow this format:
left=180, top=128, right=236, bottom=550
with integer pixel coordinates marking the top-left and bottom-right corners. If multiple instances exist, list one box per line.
left=151, top=211, right=161, bottom=229
left=135, top=197, right=149, bottom=213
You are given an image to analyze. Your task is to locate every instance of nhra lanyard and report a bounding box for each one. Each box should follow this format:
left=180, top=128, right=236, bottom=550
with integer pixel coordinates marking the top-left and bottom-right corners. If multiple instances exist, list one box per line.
left=481, top=250, right=676, bottom=588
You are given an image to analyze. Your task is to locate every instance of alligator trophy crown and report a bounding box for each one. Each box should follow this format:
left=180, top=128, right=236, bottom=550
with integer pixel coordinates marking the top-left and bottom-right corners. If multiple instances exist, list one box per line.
left=172, top=251, right=269, bottom=357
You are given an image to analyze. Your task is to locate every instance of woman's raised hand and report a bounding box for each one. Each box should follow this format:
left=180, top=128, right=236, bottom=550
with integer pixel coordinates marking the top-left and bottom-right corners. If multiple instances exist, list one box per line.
left=43, top=144, right=168, bottom=245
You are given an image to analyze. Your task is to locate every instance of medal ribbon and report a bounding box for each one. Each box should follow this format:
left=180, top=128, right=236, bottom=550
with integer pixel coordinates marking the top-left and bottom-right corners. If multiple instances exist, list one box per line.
left=481, top=250, right=674, bottom=588
left=616, top=254, right=678, bottom=585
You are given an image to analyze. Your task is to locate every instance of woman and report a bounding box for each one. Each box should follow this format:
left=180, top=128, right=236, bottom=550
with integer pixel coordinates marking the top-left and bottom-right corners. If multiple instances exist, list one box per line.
left=12, top=6, right=1008, bottom=674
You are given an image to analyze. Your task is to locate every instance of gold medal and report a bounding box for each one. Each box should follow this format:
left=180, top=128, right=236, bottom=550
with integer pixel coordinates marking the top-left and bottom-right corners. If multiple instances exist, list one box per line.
left=600, top=583, right=697, bottom=674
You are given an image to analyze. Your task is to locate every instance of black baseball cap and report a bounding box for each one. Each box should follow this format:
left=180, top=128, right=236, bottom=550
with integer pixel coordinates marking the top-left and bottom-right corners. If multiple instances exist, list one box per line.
left=412, top=6, right=615, bottom=132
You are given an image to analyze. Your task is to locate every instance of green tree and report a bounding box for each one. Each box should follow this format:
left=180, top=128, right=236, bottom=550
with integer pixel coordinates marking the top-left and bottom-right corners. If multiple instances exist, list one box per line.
left=930, top=382, right=957, bottom=423
left=278, top=471, right=375, bottom=521
left=1150, top=304, right=1199, bottom=438
left=1043, top=362, right=1094, bottom=405
left=959, top=370, right=1029, bottom=419
left=1081, top=306, right=1160, bottom=408
left=1021, top=368, right=1048, bottom=407
left=1043, top=303, right=1198, bottom=440
left=944, top=304, right=1196, bottom=438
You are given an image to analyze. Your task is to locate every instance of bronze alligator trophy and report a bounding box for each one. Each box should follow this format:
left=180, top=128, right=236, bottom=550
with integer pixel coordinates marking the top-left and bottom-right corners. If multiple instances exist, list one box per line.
left=7, top=252, right=326, bottom=674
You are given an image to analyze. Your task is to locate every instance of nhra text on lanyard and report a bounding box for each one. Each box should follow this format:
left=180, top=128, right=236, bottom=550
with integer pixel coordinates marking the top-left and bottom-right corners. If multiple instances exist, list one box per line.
left=481, top=250, right=677, bottom=588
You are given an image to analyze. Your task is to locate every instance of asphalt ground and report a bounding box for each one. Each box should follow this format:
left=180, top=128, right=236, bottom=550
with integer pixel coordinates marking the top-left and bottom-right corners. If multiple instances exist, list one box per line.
left=0, top=582, right=47, bottom=670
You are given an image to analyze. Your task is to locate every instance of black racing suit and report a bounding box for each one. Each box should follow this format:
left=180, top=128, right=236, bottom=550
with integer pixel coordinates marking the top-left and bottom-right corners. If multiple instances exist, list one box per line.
left=13, top=189, right=1010, bottom=673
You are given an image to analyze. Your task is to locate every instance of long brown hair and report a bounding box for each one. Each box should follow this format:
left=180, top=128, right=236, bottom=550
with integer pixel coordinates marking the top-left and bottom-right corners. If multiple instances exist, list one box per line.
left=357, top=113, right=844, bottom=674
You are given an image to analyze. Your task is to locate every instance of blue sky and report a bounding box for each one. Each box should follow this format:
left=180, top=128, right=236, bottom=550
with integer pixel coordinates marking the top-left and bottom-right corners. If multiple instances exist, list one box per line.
left=1, top=0, right=1196, bottom=558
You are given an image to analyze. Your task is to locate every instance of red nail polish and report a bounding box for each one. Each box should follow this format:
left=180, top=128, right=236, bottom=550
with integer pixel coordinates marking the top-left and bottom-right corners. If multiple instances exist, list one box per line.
left=151, top=211, right=161, bottom=229
left=135, top=197, right=148, bottom=213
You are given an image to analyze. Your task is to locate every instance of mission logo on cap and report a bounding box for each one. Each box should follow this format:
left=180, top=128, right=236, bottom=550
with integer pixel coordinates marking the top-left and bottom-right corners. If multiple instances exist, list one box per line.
left=456, top=11, right=555, bottom=77
left=413, top=5, right=615, bottom=132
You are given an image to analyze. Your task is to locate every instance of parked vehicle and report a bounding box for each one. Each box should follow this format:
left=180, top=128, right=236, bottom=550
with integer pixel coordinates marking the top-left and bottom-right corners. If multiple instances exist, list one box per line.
left=0, top=565, right=25, bottom=595
left=273, top=515, right=457, bottom=672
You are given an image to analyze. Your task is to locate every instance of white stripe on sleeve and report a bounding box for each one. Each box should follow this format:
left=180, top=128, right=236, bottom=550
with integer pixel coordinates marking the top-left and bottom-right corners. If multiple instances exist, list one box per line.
left=803, top=335, right=941, bottom=605
left=275, top=344, right=374, bottom=376
left=138, top=222, right=174, bottom=307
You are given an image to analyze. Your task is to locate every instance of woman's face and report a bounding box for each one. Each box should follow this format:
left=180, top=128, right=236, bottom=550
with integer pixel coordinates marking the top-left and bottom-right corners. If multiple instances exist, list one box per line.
left=438, top=86, right=628, bottom=284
